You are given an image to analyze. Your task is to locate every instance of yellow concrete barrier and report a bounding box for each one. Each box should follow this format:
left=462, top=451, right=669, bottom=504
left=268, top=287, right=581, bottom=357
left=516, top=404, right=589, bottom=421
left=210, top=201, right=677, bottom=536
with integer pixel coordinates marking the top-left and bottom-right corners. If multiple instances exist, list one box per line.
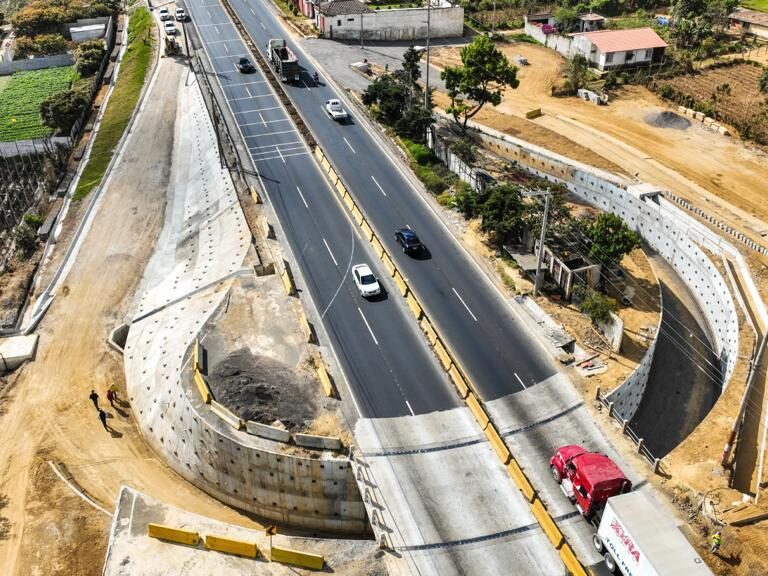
left=335, top=179, right=346, bottom=197
left=351, top=205, right=364, bottom=225
left=321, top=158, right=331, bottom=174
left=249, top=185, right=262, bottom=204
left=360, top=220, right=373, bottom=241
left=371, top=236, right=384, bottom=258
left=531, top=499, right=564, bottom=549
left=193, top=339, right=202, bottom=372
left=271, top=546, right=324, bottom=570
left=506, top=459, right=536, bottom=502
left=525, top=108, right=543, bottom=119
left=448, top=365, right=469, bottom=398
left=194, top=369, right=212, bottom=404
left=485, top=425, right=511, bottom=465
left=204, top=534, right=258, bottom=558
left=316, top=360, right=334, bottom=397
left=560, top=544, right=589, bottom=576
left=392, top=271, right=408, bottom=296
left=465, top=393, right=490, bottom=430
left=405, top=292, right=422, bottom=320
left=297, top=309, right=314, bottom=343
left=148, top=523, right=200, bottom=546
left=420, top=317, right=438, bottom=345
left=282, top=270, right=296, bottom=296
left=381, top=253, right=396, bottom=277
left=327, top=166, right=338, bottom=184
left=314, top=146, right=324, bottom=162
left=433, top=337, right=452, bottom=371
left=344, top=192, right=355, bottom=211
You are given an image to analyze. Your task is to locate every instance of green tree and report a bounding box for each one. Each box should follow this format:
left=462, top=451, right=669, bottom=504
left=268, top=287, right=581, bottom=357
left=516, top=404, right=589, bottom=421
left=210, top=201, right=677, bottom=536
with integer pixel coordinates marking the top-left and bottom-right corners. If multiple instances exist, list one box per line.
left=563, top=54, right=589, bottom=94
left=40, top=89, right=89, bottom=134
left=441, top=35, right=519, bottom=130
left=553, top=6, right=579, bottom=33
left=12, top=6, right=68, bottom=36
left=478, top=183, right=525, bottom=246
left=75, top=39, right=106, bottom=76
left=573, top=285, right=618, bottom=324
left=760, top=69, right=768, bottom=95
left=583, top=212, right=640, bottom=264
left=13, top=33, right=69, bottom=58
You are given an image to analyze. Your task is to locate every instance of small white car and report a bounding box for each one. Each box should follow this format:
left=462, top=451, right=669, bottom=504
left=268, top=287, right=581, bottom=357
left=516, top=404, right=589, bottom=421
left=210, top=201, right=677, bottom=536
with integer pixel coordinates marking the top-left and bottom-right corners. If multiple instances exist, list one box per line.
left=175, top=8, right=186, bottom=21
left=325, top=99, right=348, bottom=121
left=352, top=264, right=381, bottom=298
left=158, top=7, right=170, bottom=21
left=164, top=21, right=177, bottom=35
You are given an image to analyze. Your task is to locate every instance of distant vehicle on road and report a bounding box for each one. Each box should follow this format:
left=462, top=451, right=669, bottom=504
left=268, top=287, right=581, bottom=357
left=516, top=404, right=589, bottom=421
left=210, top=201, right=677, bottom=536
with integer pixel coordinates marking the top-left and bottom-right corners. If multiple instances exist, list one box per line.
left=175, top=7, right=187, bottom=21
left=550, top=444, right=631, bottom=518
left=325, top=99, right=348, bottom=122
left=593, top=491, right=713, bottom=576
left=267, top=38, right=300, bottom=83
left=395, top=228, right=424, bottom=254
left=158, top=7, right=170, bottom=21
left=164, top=21, right=177, bottom=35
left=352, top=264, right=381, bottom=298
left=236, top=57, right=256, bottom=73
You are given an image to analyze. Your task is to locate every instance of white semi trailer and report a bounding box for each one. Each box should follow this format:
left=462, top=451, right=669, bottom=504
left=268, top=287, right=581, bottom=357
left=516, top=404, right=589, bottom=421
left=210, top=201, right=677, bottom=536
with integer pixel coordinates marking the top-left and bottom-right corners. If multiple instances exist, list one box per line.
left=592, top=491, right=713, bottom=576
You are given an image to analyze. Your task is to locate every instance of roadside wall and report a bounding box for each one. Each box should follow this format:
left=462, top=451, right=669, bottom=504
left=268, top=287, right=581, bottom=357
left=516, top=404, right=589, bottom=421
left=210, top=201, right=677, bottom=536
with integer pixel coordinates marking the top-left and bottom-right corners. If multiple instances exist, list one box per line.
left=449, top=114, right=739, bottom=420
left=322, top=7, right=464, bottom=41
left=0, top=55, right=75, bottom=76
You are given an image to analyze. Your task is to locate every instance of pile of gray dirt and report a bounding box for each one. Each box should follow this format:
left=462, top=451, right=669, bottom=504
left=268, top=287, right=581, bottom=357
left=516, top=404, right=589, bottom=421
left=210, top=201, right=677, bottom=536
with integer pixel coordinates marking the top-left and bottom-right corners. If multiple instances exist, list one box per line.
left=644, top=111, right=691, bottom=130
left=207, top=348, right=319, bottom=431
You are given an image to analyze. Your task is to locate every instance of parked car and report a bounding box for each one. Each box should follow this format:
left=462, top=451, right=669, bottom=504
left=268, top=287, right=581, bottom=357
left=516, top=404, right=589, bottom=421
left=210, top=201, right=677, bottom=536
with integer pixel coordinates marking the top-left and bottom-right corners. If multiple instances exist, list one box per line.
left=395, top=228, right=424, bottom=254
left=352, top=264, right=381, bottom=298
left=175, top=8, right=186, bottom=21
left=236, top=57, right=256, bottom=73
left=158, top=7, right=170, bottom=21
left=324, top=99, right=348, bottom=121
left=164, top=21, right=177, bottom=35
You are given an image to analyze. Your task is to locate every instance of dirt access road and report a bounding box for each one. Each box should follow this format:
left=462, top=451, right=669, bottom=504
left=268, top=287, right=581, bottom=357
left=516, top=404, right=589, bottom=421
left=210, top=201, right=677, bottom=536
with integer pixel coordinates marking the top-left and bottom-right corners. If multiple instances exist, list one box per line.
left=431, top=42, right=768, bottom=244
left=0, top=55, right=261, bottom=576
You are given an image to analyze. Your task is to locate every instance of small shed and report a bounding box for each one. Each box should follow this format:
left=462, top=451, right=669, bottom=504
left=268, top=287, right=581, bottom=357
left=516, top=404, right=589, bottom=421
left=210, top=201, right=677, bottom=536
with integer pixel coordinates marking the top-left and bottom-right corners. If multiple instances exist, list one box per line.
left=537, top=240, right=601, bottom=300
left=70, top=23, right=106, bottom=42
left=728, top=9, right=768, bottom=40
left=577, top=12, right=606, bottom=33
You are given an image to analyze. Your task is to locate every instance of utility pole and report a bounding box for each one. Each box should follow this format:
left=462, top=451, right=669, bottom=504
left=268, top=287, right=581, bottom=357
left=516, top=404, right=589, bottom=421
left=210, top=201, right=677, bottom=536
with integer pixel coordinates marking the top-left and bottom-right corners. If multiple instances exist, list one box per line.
left=360, top=12, right=364, bottom=49
left=523, top=189, right=551, bottom=297
left=424, top=0, right=431, bottom=110
left=492, top=0, right=496, bottom=36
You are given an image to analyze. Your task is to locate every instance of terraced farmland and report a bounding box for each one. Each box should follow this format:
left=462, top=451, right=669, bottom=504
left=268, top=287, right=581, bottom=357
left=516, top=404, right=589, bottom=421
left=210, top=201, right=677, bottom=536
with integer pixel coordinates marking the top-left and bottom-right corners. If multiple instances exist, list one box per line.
left=0, top=66, right=77, bottom=142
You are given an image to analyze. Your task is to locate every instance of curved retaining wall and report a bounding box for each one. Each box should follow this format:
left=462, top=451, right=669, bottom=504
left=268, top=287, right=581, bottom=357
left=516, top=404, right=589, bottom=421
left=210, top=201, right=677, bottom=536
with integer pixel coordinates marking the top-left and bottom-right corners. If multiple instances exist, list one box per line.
left=124, top=77, right=366, bottom=534
left=461, top=117, right=739, bottom=420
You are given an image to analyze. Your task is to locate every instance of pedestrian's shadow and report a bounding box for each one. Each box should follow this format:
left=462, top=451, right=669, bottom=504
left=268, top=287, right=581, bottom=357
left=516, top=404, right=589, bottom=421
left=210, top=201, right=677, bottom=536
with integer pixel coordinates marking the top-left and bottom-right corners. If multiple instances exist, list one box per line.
left=107, top=427, right=123, bottom=439
left=110, top=405, right=129, bottom=418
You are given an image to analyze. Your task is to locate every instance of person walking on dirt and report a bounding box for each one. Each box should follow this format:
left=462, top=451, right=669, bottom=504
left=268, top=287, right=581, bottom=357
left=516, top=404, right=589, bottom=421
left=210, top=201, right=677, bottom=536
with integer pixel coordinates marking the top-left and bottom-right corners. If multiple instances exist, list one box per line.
left=89, top=390, right=100, bottom=410
left=108, top=384, right=119, bottom=402
left=106, top=388, right=116, bottom=408
left=711, top=530, right=722, bottom=554
left=98, top=409, right=109, bottom=431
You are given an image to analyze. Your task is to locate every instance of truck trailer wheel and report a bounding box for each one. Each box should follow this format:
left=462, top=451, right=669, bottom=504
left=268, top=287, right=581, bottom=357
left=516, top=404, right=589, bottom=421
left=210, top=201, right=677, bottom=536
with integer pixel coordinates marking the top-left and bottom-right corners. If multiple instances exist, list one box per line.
left=592, top=533, right=603, bottom=553
left=604, top=552, right=617, bottom=574
left=550, top=465, right=562, bottom=483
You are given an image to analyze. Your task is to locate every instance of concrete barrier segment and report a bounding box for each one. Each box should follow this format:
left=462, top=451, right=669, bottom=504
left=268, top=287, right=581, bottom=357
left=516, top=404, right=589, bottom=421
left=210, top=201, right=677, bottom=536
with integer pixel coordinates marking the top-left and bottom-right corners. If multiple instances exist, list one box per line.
left=506, top=459, right=536, bottom=502
left=351, top=205, right=364, bottom=225
left=194, top=369, right=212, bottom=404
left=193, top=339, right=204, bottom=372
left=370, top=235, right=384, bottom=258
left=405, top=292, right=423, bottom=320
left=420, top=317, right=438, bottom=345
left=559, top=544, right=589, bottom=576
left=381, top=253, right=396, bottom=277
left=485, top=425, right=511, bottom=465
left=293, top=433, right=343, bottom=450
left=360, top=219, right=374, bottom=241
left=465, top=393, right=489, bottom=430
left=335, top=179, right=347, bottom=198
left=525, top=108, right=543, bottom=119
left=314, top=145, right=324, bottom=162
left=245, top=420, right=290, bottom=442
left=270, top=546, right=324, bottom=570
left=249, top=185, right=262, bottom=204
left=392, top=271, right=408, bottom=297
left=448, top=365, right=470, bottom=398
left=530, top=498, right=564, bottom=549
left=432, top=337, right=453, bottom=371
left=210, top=400, right=244, bottom=430
left=147, top=523, right=200, bottom=546
left=343, top=191, right=355, bottom=211
left=316, top=360, right=335, bottom=397
left=296, top=308, right=314, bottom=343
left=204, top=534, right=258, bottom=558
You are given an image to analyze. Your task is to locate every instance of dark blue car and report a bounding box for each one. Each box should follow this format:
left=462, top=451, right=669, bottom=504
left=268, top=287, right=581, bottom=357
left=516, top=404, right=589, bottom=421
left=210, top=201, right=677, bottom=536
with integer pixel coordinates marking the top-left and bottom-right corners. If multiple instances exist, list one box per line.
left=395, top=228, right=424, bottom=254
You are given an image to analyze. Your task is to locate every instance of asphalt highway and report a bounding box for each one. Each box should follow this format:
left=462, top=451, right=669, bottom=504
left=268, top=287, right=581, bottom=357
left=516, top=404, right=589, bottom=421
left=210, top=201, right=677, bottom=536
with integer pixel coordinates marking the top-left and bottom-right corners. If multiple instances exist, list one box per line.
left=210, top=0, right=557, bottom=400
left=183, top=0, right=459, bottom=418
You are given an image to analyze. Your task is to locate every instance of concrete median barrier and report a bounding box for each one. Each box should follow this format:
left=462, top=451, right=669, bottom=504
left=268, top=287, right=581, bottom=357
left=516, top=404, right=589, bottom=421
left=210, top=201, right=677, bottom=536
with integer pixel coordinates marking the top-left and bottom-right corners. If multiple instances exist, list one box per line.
left=246, top=420, right=290, bottom=442
left=281, top=270, right=296, bottom=296
left=297, top=308, right=315, bottom=343
left=335, top=179, right=346, bottom=197
left=343, top=192, right=355, bottom=211
left=204, top=534, right=258, bottom=558
left=448, top=365, right=469, bottom=398
left=148, top=523, right=200, bottom=546
left=560, top=544, right=588, bottom=576
left=249, top=185, right=262, bottom=204
left=381, top=253, right=396, bottom=277
left=433, top=337, right=452, bottom=371
left=211, top=400, right=244, bottom=430
left=465, top=393, right=489, bottom=430
left=194, top=339, right=204, bottom=372
left=506, top=459, right=536, bottom=502
left=294, top=433, right=342, bottom=451
left=371, top=236, right=384, bottom=258
left=525, top=108, right=542, bottom=119
left=316, top=360, right=335, bottom=397
left=530, top=499, right=564, bottom=549
left=485, top=425, right=511, bottom=465
left=314, top=146, right=324, bottom=162
left=420, top=317, right=438, bottom=345
left=393, top=271, right=408, bottom=296
left=271, top=546, right=324, bottom=570
left=351, top=205, right=364, bottom=225
left=405, top=292, right=422, bottom=320
left=360, top=219, right=373, bottom=241
left=194, top=369, right=212, bottom=404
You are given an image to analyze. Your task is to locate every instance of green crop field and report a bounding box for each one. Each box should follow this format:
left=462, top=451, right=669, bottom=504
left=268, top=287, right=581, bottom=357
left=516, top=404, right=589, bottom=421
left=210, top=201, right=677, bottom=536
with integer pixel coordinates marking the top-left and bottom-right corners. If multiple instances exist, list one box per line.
left=0, top=76, right=11, bottom=94
left=0, top=66, right=76, bottom=142
left=742, top=0, right=768, bottom=11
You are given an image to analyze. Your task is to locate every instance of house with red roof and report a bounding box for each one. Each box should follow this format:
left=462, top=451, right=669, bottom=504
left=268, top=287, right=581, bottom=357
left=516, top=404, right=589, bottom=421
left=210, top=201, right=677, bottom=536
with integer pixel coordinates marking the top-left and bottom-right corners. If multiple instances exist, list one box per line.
left=570, top=28, right=667, bottom=71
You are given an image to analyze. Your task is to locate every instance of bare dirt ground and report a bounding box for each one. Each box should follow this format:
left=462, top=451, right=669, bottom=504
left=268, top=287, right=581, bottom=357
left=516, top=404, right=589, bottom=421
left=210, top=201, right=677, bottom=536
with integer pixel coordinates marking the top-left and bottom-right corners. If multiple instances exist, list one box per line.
left=0, top=55, right=264, bottom=576
left=431, top=42, right=768, bottom=245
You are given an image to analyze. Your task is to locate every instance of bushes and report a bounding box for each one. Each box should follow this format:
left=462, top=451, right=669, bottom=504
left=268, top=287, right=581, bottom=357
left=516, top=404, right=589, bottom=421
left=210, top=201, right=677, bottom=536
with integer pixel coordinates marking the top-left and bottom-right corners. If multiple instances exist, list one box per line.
left=40, top=89, right=89, bottom=133
left=75, top=39, right=106, bottom=76
left=14, top=33, right=69, bottom=58
left=573, top=285, right=617, bottom=325
left=413, top=164, right=447, bottom=194
left=12, top=0, right=117, bottom=37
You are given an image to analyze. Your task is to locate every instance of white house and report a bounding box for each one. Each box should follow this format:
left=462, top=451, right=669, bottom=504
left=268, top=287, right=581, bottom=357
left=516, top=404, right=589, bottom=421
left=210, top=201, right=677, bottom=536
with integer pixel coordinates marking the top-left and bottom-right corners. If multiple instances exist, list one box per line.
left=570, top=28, right=667, bottom=71
left=729, top=9, right=768, bottom=40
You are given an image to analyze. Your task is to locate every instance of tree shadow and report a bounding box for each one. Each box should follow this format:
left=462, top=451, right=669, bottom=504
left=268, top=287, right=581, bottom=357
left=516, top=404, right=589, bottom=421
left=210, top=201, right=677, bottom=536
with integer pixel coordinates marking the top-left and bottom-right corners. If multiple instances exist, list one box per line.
left=0, top=494, right=11, bottom=540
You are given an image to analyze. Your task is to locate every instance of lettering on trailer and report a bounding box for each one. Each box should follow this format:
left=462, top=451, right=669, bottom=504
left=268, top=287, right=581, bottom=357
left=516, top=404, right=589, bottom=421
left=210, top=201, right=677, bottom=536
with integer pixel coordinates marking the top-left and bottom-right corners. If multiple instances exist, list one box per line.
left=611, top=518, right=641, bottom=563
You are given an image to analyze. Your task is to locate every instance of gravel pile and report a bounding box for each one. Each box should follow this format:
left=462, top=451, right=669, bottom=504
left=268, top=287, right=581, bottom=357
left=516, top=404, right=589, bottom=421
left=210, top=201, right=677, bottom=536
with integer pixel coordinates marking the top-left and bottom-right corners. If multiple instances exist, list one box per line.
left=645, top=111, right=691, bottom=130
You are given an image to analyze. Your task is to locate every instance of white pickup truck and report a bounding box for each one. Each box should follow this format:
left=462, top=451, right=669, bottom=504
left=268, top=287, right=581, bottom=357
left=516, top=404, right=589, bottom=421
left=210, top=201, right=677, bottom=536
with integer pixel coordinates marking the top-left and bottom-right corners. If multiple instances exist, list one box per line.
left=324, top=99, right=348, bottom=121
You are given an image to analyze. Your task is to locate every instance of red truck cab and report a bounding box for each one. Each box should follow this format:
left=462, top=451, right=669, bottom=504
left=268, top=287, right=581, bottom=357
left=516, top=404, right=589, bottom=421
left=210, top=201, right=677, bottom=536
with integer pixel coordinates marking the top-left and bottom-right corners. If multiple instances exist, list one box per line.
left=550, top=445, right=631, bottom=518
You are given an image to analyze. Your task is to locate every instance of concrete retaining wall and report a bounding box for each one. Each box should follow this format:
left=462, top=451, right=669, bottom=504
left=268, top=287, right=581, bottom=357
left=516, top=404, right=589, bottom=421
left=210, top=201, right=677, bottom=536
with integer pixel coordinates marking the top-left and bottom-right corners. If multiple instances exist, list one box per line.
left=0, top=55, right=75, bottom=76
left=322, top=6, right=463, bottom=41
left=455, top=114, right=739, bottom=420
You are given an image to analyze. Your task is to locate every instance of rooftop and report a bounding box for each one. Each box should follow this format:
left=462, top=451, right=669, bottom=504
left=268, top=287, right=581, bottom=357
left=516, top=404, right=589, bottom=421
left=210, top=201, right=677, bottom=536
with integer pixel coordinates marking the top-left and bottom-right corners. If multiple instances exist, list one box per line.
left=729, top=9, right=768, bottom=27
left=317, top=0, right=371, bottom=16
left=578, top=12, right=605, bottom=21
left=572, top=27, right=667, bottom=53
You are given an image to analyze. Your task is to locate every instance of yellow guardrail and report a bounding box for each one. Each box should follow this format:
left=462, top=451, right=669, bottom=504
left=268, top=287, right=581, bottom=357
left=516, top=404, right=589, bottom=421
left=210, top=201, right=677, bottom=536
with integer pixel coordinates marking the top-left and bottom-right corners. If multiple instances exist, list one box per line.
left=271, top=545, right=324, bottom=570
left=311, top=145, right=588, bottom=575
left=204, top=534, right=258, bottom=558
left=194, top=369, right=212, bottom=404
left=316, top=357, right=335, bottom=398
left=148, top=523, right=200, bottom=546
left=249, top=185, right=262, bottom=204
